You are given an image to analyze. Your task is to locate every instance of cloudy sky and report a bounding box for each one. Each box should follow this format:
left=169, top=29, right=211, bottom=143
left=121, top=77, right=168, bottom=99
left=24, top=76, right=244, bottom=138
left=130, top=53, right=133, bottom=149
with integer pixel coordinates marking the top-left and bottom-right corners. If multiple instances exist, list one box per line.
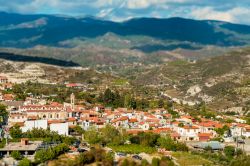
left=0, top=0, right=250, bottom=24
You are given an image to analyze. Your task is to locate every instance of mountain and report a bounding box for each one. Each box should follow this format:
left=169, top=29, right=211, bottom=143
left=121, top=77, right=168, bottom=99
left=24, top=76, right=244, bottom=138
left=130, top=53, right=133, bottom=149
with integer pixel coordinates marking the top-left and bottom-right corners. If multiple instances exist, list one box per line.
left=1, top=12, right=250, bottom=48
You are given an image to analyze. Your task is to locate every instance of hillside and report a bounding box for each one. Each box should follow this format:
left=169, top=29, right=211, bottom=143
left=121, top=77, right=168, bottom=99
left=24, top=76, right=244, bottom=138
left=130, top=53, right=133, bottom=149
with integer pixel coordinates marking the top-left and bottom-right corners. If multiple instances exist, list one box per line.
left=130, top=47, right=250, bottom=110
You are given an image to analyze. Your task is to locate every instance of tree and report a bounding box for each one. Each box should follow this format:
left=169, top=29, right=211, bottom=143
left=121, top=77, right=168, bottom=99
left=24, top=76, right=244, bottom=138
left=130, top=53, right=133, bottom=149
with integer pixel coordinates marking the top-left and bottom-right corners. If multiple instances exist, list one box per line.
left=72, top=125, right=84, bottom=135
left=35, top=144, right=69, bottom=164
left=100, top=124, right=123, bottom=145
left=10, top=124, right=22, bottom=138
left=84, top=127, right=101, bottom=144
left=124, top=94, right=132, bottom=108
left=141, top=159, right=149, bottom=166
left=18, top=158, right=32, bottom=166
left=224, top=146, right=235, bottom=158
left=157, top=136, right=176, bottom=151
left=0, top=104, right=7, bottom=123
left=104, top=88, right=115, bottom=106
left=158, top=99, right=165, bottom=108
left=11, top=150, right=23, bottom=160
left=152, top=157, right=160, bottom=166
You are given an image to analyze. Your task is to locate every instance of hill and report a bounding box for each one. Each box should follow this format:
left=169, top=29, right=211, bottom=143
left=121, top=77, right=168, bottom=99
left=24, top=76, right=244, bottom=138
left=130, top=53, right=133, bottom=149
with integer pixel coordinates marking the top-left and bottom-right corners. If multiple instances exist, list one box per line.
left=129, top=47, right=250, bottom=110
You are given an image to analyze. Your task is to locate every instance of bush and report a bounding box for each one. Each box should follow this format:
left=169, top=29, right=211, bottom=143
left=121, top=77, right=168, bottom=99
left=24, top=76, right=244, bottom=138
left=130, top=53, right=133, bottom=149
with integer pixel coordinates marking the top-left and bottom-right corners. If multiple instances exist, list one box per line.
left=157, top=136, right=188, bottom=152
left=224, top=146, right=235, bottom=158
left=230, top=155, right=250, bottom=166
left=109, top=144, right=156, bottom=154
left=10, top=125, right=22, bottom=139
left=161, top=156, right=175, bottom=166
left=18, top=158, right=32, bottom=166
left=76, top=147, right=113, bottom=165
left=141, top=159, right=149, bottom=166
left=11, top=151, right=23, bottom=160
left=35, top=143, right=69, bottom=164
left=152, top=157, right=160, bottom=166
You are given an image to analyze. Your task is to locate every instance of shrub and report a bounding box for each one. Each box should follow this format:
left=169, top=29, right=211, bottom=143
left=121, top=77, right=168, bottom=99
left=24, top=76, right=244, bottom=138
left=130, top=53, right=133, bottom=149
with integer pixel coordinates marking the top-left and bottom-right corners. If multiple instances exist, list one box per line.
left=18, top=158, right=32, bottom=166
left=152, top=157, right=160, bottom=166
left=35, top=143, right=69, bottom=164
left=224, top=146, right=235, bottom=158
left=11, top=151, right=23, bottom=160
left=141, top=159, right=149, bottom=166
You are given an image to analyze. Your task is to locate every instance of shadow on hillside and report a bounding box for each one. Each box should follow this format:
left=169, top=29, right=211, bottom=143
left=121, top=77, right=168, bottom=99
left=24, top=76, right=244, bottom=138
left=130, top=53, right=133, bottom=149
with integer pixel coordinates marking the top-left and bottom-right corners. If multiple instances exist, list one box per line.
left=131, top=43, right=201, bottom=53
left=0, top=52, right=80, bottom=67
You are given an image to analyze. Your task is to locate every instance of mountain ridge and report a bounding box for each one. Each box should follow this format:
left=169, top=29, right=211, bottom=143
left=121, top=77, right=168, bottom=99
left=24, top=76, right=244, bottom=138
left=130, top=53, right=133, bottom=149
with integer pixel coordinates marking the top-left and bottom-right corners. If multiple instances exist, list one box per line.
left=1, top=12, right=250, bottom=48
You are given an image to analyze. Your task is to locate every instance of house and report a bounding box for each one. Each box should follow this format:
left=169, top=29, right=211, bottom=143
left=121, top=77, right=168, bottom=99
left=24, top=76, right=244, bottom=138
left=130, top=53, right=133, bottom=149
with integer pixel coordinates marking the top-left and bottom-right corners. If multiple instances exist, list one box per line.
left=3, top=94, right=14, bottom=101
left=8, top=113, right=27, bottom=126
left=50, top=122, right=69, bottom=136
left=0, top=76, right=8, bottom=84
left=21, top=119, right=48, bottom=132
left=176, top=125, right=200, bottom=141
left=198, top=133, right=213, bottom=142
left=111, top=116, right=129, bottom=128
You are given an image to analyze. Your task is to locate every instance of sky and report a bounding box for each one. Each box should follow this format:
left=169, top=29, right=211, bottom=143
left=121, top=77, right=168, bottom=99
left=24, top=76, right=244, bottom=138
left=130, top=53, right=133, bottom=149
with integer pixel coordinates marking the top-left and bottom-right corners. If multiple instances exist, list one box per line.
left=0, top=0, right=250, bottom=25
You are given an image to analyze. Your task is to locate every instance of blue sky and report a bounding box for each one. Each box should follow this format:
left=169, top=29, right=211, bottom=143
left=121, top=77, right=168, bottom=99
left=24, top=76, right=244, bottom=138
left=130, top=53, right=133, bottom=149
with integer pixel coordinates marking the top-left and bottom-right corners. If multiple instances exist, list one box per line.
left=0, top=0, right=250, bottom=25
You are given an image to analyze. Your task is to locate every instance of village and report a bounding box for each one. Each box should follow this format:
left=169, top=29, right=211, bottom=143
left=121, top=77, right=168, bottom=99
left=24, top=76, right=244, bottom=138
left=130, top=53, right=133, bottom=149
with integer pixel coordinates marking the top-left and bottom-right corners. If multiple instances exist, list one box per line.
left=0, top=74, right=249, bottom=166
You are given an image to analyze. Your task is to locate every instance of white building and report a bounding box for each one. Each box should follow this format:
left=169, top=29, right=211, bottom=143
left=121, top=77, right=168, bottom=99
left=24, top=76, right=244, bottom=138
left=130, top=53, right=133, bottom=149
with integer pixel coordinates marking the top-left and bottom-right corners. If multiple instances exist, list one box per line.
left=50, top=123, right=69, bottom=136
left=21, top=119, right=48, bottom=132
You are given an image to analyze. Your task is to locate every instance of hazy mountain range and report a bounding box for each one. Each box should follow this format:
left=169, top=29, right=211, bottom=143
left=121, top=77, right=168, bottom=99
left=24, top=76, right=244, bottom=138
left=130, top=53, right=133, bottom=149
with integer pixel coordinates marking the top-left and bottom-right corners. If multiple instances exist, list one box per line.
left=1, top=11, right=250, bottom=48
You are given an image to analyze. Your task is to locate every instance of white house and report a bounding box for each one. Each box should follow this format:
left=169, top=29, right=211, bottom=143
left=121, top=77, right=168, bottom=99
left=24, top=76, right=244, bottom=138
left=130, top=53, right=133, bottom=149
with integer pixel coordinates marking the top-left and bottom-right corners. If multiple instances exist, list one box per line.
left=175, top=125, right=200, bottom=141
left=21, top=119, right=48, bottom=132
left=50, top=123, right=69, bottom=136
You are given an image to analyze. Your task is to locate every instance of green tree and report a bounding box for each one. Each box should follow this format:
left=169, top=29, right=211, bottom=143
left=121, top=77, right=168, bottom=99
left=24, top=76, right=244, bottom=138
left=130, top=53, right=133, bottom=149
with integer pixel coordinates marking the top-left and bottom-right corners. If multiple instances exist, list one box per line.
left=0, top=104, right=7, bottom=123
left=11, top=150, right=23, bottom=160
left=10, top=124, right=22, bottom=138
left=152, top=157, right=160, bottom=166
left=104, top=88, right=115, bottom=106
left=224, top=146, right=235, bottom=158
left=84, top=127, right=101, bottom=144
left=141, top=159, right=149, bottom=166
left=158, top=99, right=165, bottom=108
left=18, top=158, right=32, bottom=166
left=101, top=124, right=123, bottom=145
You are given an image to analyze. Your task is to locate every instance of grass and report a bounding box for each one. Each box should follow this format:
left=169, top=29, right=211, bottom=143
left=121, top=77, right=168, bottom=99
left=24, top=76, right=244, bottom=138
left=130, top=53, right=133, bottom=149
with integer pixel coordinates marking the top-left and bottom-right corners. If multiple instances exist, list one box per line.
left=109, top=144, right=156, bottom=154
left=172, top=152, right=212, bottom=166
left=112, top=79, right=129, bottom=86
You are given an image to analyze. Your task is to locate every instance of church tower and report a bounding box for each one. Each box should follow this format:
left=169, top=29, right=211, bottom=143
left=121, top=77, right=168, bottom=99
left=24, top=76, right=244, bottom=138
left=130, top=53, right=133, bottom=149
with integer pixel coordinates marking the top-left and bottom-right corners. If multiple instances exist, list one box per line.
left=70, top=93, right=75, bottom=110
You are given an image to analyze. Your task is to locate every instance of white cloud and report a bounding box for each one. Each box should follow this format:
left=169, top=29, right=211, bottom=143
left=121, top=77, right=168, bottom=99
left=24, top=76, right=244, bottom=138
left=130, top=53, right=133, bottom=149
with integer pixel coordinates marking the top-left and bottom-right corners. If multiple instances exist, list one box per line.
left=98, top=8, right=114, bottom=17
left=189, top=6, right=250, bottom=24
left=0, top=0, right=250, bottom=24
left=190, top=7, right=234, bottom=22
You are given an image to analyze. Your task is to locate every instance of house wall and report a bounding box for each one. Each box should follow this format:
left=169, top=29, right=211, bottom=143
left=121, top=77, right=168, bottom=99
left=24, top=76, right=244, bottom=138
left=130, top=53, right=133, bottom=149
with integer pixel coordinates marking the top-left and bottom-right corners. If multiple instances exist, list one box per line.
left=50, top=123, right=69, bottom=136
left=21, top=119, right=48, bottom=132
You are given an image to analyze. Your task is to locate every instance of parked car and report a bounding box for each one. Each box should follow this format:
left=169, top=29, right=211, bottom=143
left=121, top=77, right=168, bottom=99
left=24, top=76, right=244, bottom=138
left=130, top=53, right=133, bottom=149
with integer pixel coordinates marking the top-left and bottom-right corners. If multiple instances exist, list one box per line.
left=237, top=139, right=245, bottom=144
left=116, top=152, right=127, bottom=157
left=132, top=155, right=142, bottom=160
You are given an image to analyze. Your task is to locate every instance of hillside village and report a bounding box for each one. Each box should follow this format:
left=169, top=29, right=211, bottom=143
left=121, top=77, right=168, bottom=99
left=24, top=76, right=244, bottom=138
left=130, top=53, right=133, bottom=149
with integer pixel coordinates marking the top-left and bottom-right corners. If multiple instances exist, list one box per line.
left=0, top=74, right=249, bottom=166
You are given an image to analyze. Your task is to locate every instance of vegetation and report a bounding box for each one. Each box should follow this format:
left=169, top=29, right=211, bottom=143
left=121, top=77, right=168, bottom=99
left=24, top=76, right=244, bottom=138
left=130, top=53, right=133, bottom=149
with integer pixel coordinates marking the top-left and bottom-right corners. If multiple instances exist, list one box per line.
left=157, top=136, right=188, bottom=152
left=11, top=150, right=23, bottom=160
left=109, top=144, right=156, bottom=154
left=172, top=152, right=211, bottom=166
left=10, top=124, right=23, bottom=139
left=18, top=158, right=32, bottom=166
left=35, top=143, right=69, bottom=164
